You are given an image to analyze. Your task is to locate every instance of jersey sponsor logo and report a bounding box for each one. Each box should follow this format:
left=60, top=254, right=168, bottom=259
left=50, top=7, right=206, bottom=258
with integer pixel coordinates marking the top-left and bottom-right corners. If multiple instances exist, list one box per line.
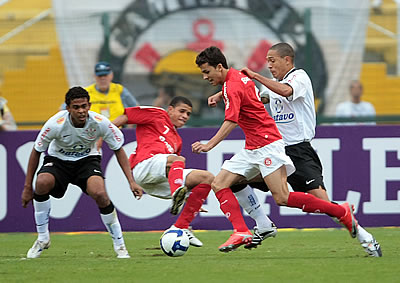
left=56, top=117, right=65, bottom=124
left=223, top=83, right=230, bottom=110
left=273, top=113, right=295, bottom=123
left=162, top=125, right=170, bottom=135
left=241, top=77, right=251, bottom=84
left=274, top=99, right=283, bottom=113
left=159, top=135, right=174, bottom=153
left=264, top=157, right=272, bottom=166
left=94, top=115, right=103, bottom=122
left=38, top=127, right=51, bottom=144
left=58, top=147, right=91, bottom=157
left=108, top=124, right=122, bottom=142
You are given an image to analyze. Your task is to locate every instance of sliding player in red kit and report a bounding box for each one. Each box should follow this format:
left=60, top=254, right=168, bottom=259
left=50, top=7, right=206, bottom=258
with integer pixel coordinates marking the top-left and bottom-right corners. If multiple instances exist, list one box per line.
left=113, top=96, right=211, bottom=247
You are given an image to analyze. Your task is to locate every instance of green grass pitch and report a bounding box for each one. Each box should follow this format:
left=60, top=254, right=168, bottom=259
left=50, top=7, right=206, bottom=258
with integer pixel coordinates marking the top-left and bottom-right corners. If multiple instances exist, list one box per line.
left=0, top=227, right=398, bottom=283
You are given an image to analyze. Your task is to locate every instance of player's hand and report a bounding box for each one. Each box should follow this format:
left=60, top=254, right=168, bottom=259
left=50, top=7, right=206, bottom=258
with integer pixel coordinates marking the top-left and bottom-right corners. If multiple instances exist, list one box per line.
left=191, top=141, right=210, bottom=154
left=240, top=67, right=256, bottom=79
left=21, top=186, right=34, bottom=208
left=130, top=183, right=144, bottom=200
left=208, top=91, right=223, bottom=107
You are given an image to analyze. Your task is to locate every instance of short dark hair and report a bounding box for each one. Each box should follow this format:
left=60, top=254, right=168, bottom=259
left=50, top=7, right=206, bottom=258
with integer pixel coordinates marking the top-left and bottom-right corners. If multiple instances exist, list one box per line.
left=195, top=46, right=228, bottom=69
left=65, top=86, right=90, bottom=106
left=269, top=43, right=295, bottom=62
left=169, top=96, right=192, bottom=108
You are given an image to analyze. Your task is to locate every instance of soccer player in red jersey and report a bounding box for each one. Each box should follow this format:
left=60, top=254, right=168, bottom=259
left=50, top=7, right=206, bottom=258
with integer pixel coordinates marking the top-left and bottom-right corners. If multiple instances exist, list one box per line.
left=193, top=46, right=358, bottom=252
left=113, top=96, right=213, bottom=247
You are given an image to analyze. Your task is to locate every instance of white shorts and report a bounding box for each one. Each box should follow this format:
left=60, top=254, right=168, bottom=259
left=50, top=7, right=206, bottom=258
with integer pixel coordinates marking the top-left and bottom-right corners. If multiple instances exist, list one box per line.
left=221, top=139, right=295, bottom=180
left=132, top=154, right=193, bottom=199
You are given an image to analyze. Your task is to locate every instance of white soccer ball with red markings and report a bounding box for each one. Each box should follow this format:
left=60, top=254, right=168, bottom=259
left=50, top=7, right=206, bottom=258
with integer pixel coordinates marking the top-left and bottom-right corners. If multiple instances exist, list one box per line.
left=160, top=229, right=190, bottom=257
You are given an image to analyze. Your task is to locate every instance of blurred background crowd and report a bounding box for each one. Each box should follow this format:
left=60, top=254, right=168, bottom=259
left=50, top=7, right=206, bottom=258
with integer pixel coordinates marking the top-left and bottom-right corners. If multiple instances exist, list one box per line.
left=0, top=0, right=399, bottom=130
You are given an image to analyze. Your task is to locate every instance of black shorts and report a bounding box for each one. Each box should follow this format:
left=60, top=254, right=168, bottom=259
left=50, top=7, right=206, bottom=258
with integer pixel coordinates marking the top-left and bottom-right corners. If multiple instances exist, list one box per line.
left=285, top=141, right=325, bottom=192
left=37, top=155, right=104, bottom=198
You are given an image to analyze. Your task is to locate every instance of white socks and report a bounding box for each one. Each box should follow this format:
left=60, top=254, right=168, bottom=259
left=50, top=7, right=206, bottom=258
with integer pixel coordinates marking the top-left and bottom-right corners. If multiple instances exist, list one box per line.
left=33, top=199, right=51, bottom=243
left=356, top=225, right=373, bottom=243
left=100, top=209, right=125, bottom=248
left=234, top=186, right=273, bottom=231
left=331, top=216, right=373, bottom=243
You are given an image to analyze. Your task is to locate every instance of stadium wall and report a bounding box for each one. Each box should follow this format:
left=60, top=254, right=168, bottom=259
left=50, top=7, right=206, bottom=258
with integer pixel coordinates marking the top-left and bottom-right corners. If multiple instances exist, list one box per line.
left=0, top=126, right=399, bottom=232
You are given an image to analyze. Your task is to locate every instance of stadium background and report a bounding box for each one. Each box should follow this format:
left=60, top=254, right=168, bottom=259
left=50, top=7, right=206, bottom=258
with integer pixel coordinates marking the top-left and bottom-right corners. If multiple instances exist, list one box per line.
left=0, top=0, right=399, bottom=232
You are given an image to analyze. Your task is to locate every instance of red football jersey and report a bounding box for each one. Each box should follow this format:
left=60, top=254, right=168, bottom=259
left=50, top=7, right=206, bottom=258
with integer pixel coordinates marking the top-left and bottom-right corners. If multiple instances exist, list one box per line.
left=223, top=68, right=282, bottom=149
left=124, top=106, right=182, bottom=168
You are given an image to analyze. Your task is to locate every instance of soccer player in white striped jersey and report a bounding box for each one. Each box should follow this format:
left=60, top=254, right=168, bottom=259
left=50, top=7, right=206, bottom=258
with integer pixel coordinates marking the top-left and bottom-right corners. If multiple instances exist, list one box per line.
left=21, top=86, right=143, bottom=259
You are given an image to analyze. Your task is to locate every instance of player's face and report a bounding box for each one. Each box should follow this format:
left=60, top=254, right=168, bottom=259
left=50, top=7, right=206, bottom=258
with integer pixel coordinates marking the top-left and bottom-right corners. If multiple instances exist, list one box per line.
left=199, top=63, right=224, bottom=86
left=266, top=49, right=292, bottom=81
left=95, top=72, right=113, bottom=92
left=168, top=103, right=192, bottom=128
left=67, top=98, right=91, bottom=127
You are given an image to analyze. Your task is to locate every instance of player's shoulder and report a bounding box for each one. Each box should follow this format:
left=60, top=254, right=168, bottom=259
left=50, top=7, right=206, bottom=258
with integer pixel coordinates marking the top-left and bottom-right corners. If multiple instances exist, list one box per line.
left=47, top=110, right=69, bottom=125
left=288, top=68, right=309, bottom=80
left=135, top=106, right=166, bottom=114
left=228, top=69, right=254, bottom=87
left=41, top=111, right=69, bottom=133
left=88, top=111, right=109, bottom=123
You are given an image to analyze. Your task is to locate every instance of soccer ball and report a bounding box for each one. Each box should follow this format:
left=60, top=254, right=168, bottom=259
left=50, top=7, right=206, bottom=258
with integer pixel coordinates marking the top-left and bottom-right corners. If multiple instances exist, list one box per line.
left=160, top=229, right=190, bottom=257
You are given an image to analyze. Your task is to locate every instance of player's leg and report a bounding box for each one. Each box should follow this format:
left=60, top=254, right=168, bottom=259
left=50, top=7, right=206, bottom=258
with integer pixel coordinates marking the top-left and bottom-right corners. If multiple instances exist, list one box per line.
left=86, top=175, right=130, bottom=258
left=307, top=187, right=381, bottom=257
left=172, top=169, right=213, bottom=247
left=264, top=166, right=358, bottom=238
left=212, top=169, right=253, bottom=252
left=26, top=172, right=54, bottom=258
left=26, top=155, right=72, bottom=258
left=231, top=181, right=277, bottom=249
left=166, top=155, right=188, bottom=214
left=287, top=142, right=381, bottom=256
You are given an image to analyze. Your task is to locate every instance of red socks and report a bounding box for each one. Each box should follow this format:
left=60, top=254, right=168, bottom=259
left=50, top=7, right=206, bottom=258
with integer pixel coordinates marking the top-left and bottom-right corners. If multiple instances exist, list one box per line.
left=216, top=188, right=249, bottom=232
left=287, top=192, right=346, bottom=218
left=168, top=161, right=185, bottom=195
left=175, top=184, right=211, bottom=228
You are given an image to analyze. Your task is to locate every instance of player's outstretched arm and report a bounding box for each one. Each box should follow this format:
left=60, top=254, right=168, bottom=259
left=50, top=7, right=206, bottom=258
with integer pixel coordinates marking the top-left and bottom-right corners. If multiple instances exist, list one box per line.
left=112, top=114, right=129, bottom=128
left=21, top=148, right=41, bottom=208
left=241, top=67, right=293, bottom=97
left=114, top=147, right=143, bottom=199
left=192, top=120, right=237, bottom=154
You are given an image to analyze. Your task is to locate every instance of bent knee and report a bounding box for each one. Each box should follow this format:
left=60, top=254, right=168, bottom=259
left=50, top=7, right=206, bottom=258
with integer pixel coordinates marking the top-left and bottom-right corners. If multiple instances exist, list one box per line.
left=90, top=190, right=109, bottom=203
left=201, top=171, right=214, bottom=185
left=35, top=174, right=55, bottom=194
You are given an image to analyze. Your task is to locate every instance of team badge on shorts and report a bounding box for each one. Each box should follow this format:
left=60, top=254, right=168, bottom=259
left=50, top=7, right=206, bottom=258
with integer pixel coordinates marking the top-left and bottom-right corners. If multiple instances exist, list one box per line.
left=264, top=158, right=272, bottom=166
